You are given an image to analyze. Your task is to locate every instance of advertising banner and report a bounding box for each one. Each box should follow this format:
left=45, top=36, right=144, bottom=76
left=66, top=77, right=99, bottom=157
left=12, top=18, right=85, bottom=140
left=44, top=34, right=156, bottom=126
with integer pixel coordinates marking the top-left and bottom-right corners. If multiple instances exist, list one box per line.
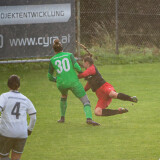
left=0, top=0, right=75, bottom=59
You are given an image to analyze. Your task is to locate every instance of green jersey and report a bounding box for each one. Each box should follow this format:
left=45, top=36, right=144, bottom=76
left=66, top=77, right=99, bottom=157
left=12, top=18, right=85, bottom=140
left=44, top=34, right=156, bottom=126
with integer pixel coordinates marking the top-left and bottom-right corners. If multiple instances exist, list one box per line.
left=48, top=52, right=82, bottom=89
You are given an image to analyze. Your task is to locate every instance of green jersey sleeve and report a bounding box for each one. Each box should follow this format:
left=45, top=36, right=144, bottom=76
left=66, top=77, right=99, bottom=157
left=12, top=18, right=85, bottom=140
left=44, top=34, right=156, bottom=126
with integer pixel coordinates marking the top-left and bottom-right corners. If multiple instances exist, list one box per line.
left=48, top=61, right=56, bottom=82
left=70, top=54, right=82, bottom=73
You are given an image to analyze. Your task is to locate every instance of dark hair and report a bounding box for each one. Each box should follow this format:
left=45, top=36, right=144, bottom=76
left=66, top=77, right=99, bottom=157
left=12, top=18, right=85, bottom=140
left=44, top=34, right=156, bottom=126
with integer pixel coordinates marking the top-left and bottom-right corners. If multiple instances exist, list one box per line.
left=53, top=39, right=63, bottom=53
left=83, top=56, right=94, bottom=65
left=8, top=75, right=20, bottom=90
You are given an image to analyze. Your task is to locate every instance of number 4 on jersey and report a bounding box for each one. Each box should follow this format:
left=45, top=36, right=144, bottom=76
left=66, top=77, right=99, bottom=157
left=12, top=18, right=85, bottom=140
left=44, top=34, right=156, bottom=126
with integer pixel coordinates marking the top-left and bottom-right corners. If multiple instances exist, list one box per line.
left=11, top=102, right=20, bottom=119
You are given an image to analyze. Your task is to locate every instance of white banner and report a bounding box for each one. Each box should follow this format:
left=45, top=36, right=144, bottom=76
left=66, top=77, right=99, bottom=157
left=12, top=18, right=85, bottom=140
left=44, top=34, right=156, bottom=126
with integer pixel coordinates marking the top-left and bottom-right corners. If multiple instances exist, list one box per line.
left=0, top=4, right=71, bottom=25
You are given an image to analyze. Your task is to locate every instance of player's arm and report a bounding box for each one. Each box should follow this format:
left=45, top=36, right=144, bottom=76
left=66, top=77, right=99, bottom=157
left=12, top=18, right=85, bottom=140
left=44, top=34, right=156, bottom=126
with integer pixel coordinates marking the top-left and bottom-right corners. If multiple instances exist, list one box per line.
left=0, top=106, right=2, bottom=112
left=84, top=82, right=91, bottom=91
left=48, top=61, right=56, bottom=82
left=78, top=65, right=96, bottom=79
left=28, top=113, right=36, bottom=136
left=0, top=94, right=6, bottom=113
left=27, top=100, right=37, bottom=136
left=70, top=54, right=82, bottom=73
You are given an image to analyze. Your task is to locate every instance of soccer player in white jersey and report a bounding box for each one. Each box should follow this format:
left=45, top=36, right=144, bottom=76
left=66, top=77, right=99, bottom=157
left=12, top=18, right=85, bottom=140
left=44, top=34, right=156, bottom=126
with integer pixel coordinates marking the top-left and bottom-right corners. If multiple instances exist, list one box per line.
left=0, top=75, right=37, bottom=160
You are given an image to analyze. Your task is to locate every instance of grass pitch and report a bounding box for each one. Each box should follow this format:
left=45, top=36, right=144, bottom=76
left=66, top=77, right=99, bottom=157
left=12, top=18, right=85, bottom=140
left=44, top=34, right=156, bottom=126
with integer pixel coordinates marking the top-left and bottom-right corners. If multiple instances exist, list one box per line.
left=0, top=63, right=160, bottom=160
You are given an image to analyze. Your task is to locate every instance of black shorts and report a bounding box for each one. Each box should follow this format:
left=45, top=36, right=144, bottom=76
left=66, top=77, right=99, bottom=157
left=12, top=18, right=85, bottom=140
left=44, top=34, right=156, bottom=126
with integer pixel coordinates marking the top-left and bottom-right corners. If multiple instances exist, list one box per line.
left=0, top=134, right=27, bottom=156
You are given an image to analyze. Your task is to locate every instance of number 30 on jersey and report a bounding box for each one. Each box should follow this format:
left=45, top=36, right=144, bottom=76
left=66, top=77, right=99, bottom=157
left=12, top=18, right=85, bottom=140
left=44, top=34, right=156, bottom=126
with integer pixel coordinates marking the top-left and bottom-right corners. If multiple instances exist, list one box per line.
left=55, top=58, right=70, bottom=73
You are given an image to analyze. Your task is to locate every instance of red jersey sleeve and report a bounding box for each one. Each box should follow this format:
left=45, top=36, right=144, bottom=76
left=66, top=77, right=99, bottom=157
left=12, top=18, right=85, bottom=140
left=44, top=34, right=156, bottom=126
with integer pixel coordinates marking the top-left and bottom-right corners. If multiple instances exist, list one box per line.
left=78, top=64, right=96, bottom=79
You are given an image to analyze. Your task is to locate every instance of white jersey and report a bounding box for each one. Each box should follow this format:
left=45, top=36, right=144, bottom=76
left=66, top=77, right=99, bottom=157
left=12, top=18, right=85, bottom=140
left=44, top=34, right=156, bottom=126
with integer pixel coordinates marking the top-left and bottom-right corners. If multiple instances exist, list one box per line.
left=0, top=91, right=36, bottom=138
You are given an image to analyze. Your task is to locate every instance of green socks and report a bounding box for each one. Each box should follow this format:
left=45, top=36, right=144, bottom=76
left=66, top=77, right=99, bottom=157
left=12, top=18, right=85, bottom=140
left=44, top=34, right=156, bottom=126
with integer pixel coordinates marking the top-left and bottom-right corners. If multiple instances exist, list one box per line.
left=84, top=105, right=92, bottom=119
left=60, top=98, right=67, bottom=117
left=60, top=98, right=92, bottom=120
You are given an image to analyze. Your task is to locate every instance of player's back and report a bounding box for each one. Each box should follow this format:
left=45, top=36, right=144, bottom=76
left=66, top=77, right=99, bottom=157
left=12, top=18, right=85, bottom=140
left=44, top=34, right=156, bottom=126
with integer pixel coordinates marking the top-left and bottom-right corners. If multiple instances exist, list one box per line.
left=50, top=52, right=79, bottom=88
left=0, top=91, right=32, bottom=138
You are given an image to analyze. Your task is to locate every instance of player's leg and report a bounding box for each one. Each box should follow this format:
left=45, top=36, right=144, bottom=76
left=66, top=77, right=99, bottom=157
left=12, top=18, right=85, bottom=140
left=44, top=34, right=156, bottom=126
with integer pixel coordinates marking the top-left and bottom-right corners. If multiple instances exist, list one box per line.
left=79, top=95, right=92, bottom=119
left=95, top=87, right=114, bottom=116
left=58, top=95, right=67, bottom=123
left=101, top=108, right=128, bottom=116
left=94, top=107, right=103, bottom=116
left=95, top=88, right=128, bottom=116
left=11, top=152, right=21, bottom=160
left=57, top=88, right=68, bottom=123
left=79, top=95, right=98, bottom=124
left=0, top=135, right=12, bottom=160
left=71, top=82, right=100, bottom=126
left=109, top=91, right=138, bottom=103
left=80, top=96, right=100, bottom=126
left=94, top=98, right=121, bottom=116
left=95, top=107, right=122, bottom=116
left=94, top=91, right=107, bottom=116
left=71, top=82, right=92, bottom=119
left=11, top=138, right=26, bottom=160
left=95, top=104, right=128, bottom=116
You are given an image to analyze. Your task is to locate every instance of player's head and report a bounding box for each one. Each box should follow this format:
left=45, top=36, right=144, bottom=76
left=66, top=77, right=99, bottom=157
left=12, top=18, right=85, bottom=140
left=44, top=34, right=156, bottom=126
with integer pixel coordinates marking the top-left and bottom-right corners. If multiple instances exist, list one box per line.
left=8, top=75, right=20, bottom=90
left=83, top=56, right=94, bottom=69
left=53, top=39, right=63, bottom=53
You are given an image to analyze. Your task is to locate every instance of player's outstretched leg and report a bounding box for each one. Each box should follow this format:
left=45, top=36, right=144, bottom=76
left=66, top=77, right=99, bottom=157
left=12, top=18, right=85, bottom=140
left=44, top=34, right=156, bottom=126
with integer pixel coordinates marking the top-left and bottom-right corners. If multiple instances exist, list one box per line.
left=131, top=96, right=138, bottom=103
left=95, top=108, right=128, bottom=116
left=109, top=91, right=138, bottom=103
left=105, top=108, right=128, bottom=116
left=118, top=107, right=128, bottom=114
left=117, top=93, right=138, bottom=103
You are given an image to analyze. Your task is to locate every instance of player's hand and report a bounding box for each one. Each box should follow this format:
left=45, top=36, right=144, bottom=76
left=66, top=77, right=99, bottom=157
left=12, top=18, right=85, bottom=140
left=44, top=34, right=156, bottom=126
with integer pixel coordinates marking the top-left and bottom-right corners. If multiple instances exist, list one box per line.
left=28, top=130, right=32, bottom=136
left=78, top=70, right=83, bottom=73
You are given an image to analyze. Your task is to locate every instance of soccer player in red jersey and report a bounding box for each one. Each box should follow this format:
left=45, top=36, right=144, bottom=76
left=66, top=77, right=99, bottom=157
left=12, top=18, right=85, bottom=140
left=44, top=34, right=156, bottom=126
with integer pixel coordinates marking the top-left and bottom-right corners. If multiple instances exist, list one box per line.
left=78, top=56, right=138, bottom=116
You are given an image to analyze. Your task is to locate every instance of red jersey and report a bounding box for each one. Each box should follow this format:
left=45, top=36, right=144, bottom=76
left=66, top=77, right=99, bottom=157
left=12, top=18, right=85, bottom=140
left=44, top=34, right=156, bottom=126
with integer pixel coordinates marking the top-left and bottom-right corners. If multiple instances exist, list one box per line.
left=78, top=64, right=106, bottom=92
left=78, top=64, right=115, bottom=109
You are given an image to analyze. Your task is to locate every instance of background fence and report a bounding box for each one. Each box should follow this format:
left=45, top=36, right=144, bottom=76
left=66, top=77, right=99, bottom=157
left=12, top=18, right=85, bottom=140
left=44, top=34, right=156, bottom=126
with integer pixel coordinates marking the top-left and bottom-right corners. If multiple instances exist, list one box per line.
left=77, top=0, right=160, bottom=55
left=1, top=0, right=160, bottom=63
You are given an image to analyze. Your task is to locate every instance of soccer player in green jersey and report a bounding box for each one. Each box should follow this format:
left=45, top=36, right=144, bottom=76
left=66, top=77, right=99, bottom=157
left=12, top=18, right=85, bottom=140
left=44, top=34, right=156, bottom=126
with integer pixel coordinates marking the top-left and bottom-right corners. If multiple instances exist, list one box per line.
left=48, top=39, right=100, bottom=126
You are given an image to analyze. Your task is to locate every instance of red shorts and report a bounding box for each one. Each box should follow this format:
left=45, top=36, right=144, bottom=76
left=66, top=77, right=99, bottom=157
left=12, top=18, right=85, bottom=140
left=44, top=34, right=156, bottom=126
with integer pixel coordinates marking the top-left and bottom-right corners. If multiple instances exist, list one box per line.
left=95, top=82, right=115, bottom=109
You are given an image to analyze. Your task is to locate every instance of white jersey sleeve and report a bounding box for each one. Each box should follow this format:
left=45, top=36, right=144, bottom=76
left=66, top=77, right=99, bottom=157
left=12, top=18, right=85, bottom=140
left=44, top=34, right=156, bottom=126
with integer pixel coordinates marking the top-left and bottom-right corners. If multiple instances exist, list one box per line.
left=26, top=99, right=37, bottom=131
left=26, top=99, right=36, bottom=115
left=0, top=94, right=7, bottom=111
